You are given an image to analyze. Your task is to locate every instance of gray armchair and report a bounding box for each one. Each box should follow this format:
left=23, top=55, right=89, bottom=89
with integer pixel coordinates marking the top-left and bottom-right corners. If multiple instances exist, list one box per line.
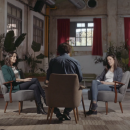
left=88, top=71, right=130, bottom=115
left=0, top=70, right=36, bottom=115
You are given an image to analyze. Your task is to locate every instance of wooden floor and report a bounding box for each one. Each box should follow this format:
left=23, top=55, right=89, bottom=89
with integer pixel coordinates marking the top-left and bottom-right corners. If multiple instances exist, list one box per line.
left=0, top=90, right=130, bottom=130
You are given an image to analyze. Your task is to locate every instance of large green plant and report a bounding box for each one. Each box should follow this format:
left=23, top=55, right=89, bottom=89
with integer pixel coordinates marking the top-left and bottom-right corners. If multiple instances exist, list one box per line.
left=25, top=41, right=45, bottom=73
left=0, top=30, right=26, bottom=66
left=4, top=30, right=26, bottom=52
left=94, top=42, right=130, bottom=71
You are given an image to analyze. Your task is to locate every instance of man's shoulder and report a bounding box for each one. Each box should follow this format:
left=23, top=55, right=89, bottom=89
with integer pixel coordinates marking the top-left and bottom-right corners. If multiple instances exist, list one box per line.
left=50, top=55, right=79, bottom=64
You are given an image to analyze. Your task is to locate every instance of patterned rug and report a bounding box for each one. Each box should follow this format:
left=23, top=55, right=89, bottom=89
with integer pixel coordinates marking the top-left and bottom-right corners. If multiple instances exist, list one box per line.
left=0, top=108, right=130, bottom=130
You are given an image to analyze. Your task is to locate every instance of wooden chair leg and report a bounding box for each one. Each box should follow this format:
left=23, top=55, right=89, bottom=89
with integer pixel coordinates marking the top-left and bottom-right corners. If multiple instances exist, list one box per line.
left=4, top=101, right=8, bottom=113
left=49, top=107, right=54, bottom=123
left=21, top=101, right=23, bottom=112
left=19, top=102, right=21, bottom=115
left=76, top=107, right=79, bottom=121
left=47, top=107, right=51, bottom=120
left=89, top=101, right=92, bottom=110
left=105, top=102, right=108, bottom=115
left=73, top=108, right=78, bottom=124
left=119, top=102, right=123, bottom=113
left=82, top=94, right=86, bottom=117
left=35, top=100, right=37, bottom=107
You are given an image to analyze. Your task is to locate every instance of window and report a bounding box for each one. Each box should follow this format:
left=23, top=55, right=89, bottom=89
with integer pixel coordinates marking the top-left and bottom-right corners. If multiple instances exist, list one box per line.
left=70, top=22, right=94, bottom=46
left=33, top=16, right=44, bottom=45
left=7, top=3, right=22, bottom=37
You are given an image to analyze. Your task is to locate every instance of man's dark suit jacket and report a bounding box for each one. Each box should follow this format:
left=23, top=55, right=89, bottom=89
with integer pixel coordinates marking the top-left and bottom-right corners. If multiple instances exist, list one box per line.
left=46, top=53, right=82, bottom=82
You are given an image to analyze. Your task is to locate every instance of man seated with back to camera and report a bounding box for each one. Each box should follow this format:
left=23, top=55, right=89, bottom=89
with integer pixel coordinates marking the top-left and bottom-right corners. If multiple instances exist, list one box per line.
left=44, top=43, right=82, bottom=121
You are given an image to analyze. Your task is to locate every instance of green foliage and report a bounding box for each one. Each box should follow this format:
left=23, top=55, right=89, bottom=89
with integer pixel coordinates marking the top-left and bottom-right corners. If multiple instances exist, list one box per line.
left=25, top=53, right=42, bottom=73
left=25, top=41, right=45, bottom=73
left=15, top=33, right=26, bottom=47
left=36, top=53, right=45, bottom=59
left=31, top=41, right=41, bottom=52
left=95, top=41, right=130, bottom=71
left=3, top=30, right=26, bottom=52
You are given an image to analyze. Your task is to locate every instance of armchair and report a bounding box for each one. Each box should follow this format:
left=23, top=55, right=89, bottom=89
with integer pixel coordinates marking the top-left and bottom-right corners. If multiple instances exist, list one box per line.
left=88, top=71, right=130, bottom=115
left=0, top=70, right=36, bottom=115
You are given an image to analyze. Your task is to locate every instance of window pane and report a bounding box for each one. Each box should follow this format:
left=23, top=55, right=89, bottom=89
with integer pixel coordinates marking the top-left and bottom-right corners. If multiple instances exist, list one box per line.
left=76, top=29, right=86, bottom=38
left=87, top=38, right=93, bottom=46
left=87, top=28, right=93, bottom=38
left=40, top=21, right=43, bottom=28
left=88, top=23, right=94, bottom=27
left=76, top=38, right=86, bottom=46
left=69, top=37, right=75, bottom=46
left=33, top=17, right=36, bottom=25
left=7, top=3, right=22, bottom=37
left=12, top=7, right=17, bottom=17
left=37, top=19, right=40, bottom=27
left=17, top=10, right=21, bottom=18
left=12, top=19, right=16, bottom=28
left=77, top=23, right=85, bottom=27
left=7, top=5, right=11, bottom=14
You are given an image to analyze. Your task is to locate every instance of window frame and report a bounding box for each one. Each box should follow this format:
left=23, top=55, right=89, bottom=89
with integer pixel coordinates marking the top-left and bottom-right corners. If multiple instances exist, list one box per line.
left=70, top=21, right=94, bottom=47
left=7, top=3, right=22, bottom=37
left=33, top=16, right=44, bottom=45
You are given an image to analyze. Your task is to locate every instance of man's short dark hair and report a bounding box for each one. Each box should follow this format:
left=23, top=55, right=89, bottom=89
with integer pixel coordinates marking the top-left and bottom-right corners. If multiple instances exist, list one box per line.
left=58, top=43, right=71, bottom=55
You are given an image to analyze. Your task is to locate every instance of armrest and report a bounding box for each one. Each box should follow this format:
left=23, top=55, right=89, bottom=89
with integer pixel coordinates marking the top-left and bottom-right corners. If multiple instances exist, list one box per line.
left=3, top=81, right=14, bottom=85
left=79, top=85, right=86, bottom=90
left=113, top=81, right=125, bottom=103
left=3, top=81, right=13, bottom=103
left=113, top=81, right=125, bottom=85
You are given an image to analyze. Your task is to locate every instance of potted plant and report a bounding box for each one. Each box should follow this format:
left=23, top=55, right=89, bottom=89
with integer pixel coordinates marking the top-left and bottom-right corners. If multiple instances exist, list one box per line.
left=24, top=41, right=47, bottom=81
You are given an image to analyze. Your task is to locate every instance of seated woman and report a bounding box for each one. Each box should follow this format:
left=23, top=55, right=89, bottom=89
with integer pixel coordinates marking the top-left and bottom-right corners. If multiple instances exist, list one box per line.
left=87, top=54, right=123, bottom=115
left=2, top=52, right=47, bottom=114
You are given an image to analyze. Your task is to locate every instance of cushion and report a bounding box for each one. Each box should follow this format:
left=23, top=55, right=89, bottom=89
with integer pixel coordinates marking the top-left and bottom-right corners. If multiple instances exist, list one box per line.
left=0, top=70, right=6, bottom=85
left=1, top=85, right=8, bottom=94
left=4, top=90, right=35, bottom=102
left=88, top=90, right=123, bottom=102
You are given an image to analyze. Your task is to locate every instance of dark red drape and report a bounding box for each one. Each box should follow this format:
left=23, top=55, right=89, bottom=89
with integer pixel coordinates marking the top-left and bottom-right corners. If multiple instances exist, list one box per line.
left=92, top=18, right=103, bottom=56
left=124, top=17, right=130, bottom=66
left=57, top=19, right=70, bottom=47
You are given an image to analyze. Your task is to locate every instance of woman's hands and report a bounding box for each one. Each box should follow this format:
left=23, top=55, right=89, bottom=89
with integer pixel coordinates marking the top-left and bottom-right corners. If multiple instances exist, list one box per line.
left=100, top=81, right=107, bottom=84
left=100, top=81, right=118, bottom=85
left=23, top=78, right=32, bottom=82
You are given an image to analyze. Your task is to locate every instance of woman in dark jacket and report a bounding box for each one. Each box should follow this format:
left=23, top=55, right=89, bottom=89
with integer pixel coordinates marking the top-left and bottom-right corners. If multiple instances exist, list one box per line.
left=87, top=54, right=123, bottom=115
left=2, top=52, right=47, bottom=114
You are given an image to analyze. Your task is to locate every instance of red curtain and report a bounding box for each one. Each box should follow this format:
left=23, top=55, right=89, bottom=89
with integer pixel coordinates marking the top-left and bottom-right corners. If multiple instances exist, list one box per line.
left=92, top=18, right=103, bottom=56
left=124, top=18, right=130, bottom=66
left=57, top=19, right=70, bottom=48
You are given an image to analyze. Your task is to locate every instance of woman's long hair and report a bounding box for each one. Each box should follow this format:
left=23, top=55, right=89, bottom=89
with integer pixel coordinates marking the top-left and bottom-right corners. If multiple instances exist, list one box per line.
left=106, top=54, right=118, bottom=71
left=4, top=52, right=18, bottom=68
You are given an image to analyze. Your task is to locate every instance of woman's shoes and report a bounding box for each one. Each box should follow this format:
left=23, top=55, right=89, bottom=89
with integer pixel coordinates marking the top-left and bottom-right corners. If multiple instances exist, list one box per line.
left=86, top=110, right=97, bottom=115
left=37, top=103, right=47, bottom=115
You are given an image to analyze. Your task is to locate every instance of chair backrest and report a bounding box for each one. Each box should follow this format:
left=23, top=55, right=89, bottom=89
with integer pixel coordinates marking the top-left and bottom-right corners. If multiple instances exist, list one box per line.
left=0, top=70, right=8, bottom=95
left=119, top=71, right=130, bottom=97
left=46, top=74, right=82, bottom=108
